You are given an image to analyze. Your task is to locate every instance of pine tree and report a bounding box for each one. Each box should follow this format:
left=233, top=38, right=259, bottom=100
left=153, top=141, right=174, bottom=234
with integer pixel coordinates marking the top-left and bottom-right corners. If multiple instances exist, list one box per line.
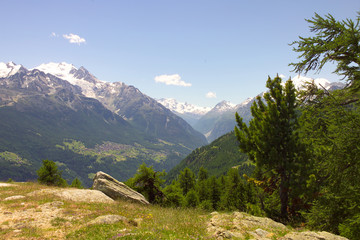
left=208, top=176, right=221, bottom=210
left=70, top=177, right=83, bottom=189
left=290, top=12, right=360, bottom=90
left=163, top=180, right=184, bottom=207
left=222, top=168, right=246, bottom=211
left=197, top=167, right=208, bottom=182
left=178, top=167, right=196, bottom=196
left=37, top=159, right=67, bottom=187
left=127, top=163, right=165, bottom=204
left=299, top=86, right=360, bottom=235
left=185, top=189, right=199, bottom=208
left=235, top=76, right=308, bottom=220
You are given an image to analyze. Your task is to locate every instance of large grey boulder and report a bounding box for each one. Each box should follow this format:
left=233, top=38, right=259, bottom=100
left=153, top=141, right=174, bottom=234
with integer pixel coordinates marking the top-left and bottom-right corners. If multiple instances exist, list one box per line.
left=27, top=188, right=114, bottom=203
left=92, top=171, right=149, bottom=205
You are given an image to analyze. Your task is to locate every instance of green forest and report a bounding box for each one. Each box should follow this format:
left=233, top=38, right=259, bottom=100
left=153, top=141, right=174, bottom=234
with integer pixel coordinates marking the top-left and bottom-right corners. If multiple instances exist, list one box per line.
left=125, top=12, right=360, bottom=239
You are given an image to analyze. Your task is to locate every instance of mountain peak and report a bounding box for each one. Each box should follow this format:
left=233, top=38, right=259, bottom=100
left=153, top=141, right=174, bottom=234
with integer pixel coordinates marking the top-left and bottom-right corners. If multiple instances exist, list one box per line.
left=34, top=62, right=76, bottom=76
left=156, top=98, right=211, bottom=115
left=213, top=100, right=236, bottom=112
left=289, top=75, right=344, bottom=91
left=32, top=62, right=107, bottom=98
left=0, top=62, right=25, bottom=78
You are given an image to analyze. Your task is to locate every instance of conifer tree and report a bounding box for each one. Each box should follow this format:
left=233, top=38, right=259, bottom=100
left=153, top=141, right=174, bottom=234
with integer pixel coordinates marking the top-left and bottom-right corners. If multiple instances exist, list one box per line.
left=178, top=167, right=196, bottom=195
left=128, top=163, right=165, bottom=203
left=163, top=180, right=184, bottom=207
left=185, top=189, right=199, bottom=208
left=222, top=168, right=246, bottom=211
left=37, top=159, right=67, bottom=187
left=208, top=176, right=221, bottom=210
left=70, top=177, right=83, bottom=189
left=197, top=167, right=208, bottom=182
left=235, top=76, right=308, bottom=220
left=290, top=12, right=360, bottom=90
left=197, top=167, right=209, bottom=202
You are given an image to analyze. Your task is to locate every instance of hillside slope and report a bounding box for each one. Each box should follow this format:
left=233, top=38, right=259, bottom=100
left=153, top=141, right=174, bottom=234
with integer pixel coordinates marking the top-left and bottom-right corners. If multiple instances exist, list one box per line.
left=166, top=132, right=252, bottom=181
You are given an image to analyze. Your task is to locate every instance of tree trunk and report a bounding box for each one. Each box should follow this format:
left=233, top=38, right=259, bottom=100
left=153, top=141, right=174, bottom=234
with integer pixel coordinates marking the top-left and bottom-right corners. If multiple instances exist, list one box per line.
left=280, top=173, right=289, bottom=220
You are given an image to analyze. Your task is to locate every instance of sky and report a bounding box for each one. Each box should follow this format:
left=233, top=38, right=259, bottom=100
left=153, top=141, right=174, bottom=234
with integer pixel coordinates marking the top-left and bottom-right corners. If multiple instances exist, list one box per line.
left=1, top=0, right=359, bottom=108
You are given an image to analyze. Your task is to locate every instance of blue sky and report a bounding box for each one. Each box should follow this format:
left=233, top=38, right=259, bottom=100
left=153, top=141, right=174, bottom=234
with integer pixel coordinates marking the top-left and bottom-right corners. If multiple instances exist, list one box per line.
left=1, top=0, right=359, bottom=107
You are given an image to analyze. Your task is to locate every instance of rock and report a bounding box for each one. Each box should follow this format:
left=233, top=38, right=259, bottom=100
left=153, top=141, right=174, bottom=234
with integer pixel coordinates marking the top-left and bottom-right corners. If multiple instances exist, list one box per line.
left=54, top=189, right=114, bottom=203
left=253, top=228, right=270, bottom=238
left=3, top=195, right=25, bottom=201
left=27, top=188, right=114, bottom=203
left=88, top=214, right=128, bottom=225
left=41, top=201, right=64, bottom=208
left=222, top=231, right=234, bottom=238
left=0, top=183, right=16, bottom=187
left=233, top=211, right=287, bottom=230
left=280, top=231, right=349, bottom=240
left=92, top=171, right=149, bottom=205
left=132, top=218, right=143, bottom=227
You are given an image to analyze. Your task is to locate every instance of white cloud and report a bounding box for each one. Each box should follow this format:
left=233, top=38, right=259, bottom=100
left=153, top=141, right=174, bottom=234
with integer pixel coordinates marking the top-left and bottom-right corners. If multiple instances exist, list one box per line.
left=50, top=32, right=58, bottom=37
left=63, top=33, right=86, bottom=45
left=206, top=91, right=217, bottom=98
left=154, top=74, right=192, bottom=87
left=279, top=74, right=286, bottom=79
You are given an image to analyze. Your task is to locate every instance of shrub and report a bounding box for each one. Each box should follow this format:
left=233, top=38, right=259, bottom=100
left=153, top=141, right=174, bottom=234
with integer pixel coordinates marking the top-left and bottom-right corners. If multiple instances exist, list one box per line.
left=37, top=159, right=67, bottom=187
left=185, top=189, right=199, bottom=208
left=70, top=178, right=83, bottom=189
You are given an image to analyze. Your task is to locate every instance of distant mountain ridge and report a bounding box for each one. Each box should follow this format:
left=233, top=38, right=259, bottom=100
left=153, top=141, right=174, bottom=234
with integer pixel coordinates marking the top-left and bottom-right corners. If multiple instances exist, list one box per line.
left=156, top=98, right=211, bottom=126
left=192, top=76, right=346, bottom=142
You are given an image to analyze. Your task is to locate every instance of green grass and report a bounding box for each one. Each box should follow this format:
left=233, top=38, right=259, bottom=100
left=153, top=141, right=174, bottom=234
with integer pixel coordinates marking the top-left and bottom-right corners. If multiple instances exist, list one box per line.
left=0, top=182, right=211, bottom=240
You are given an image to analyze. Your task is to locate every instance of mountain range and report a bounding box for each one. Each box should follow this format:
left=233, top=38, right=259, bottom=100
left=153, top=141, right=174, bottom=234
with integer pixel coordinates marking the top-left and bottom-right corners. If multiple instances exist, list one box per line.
left=0, top=62, right=207, bottom=186
left=0, top=61, right=346, bottom=186
left=159, top=77, right=345, bottom=142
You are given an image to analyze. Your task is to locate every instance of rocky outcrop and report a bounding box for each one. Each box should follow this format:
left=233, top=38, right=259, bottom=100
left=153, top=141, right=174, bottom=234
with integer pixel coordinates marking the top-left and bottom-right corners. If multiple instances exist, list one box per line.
left=3, top=195, right=25, bottom=201
left=0, top=183, right=16, bottom=187
left=207, top=211, right=348, bottom=240
left=54, top=189, right=114, bottom=203
left=92, top=171, right=149, bottom=205
left=27, top=188, right=114, bottom=203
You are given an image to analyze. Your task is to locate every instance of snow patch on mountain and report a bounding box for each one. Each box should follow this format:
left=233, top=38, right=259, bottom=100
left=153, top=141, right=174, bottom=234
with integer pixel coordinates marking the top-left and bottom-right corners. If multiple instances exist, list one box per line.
left=33, top=62, right=107, bottom=98
left=286, top=75, right=337, bottom=90
left=212, top=100, right=236, bottom=113
left=157, top=98, right=211, bottom=115
left=0, top=62, right=23, bottom=78
left=236, top=97, right=255, bottom=108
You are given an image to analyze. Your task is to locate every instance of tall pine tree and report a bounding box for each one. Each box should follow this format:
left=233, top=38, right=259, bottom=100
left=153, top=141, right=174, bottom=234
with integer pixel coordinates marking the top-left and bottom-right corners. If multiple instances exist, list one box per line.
left=235, top=76, right=308, bottom=220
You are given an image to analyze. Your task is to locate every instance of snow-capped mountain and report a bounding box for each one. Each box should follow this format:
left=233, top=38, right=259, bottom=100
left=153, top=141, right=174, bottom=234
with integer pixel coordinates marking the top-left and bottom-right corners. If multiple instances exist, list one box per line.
left=211, top=100, right=236, bottom=113
left=30, top=62, right=207, bottom=147
left=290, top=75, right=344, bottom=91
left=156, top=98, right=211, bottom=126
left=33, top=62, right=107, bottom=98
left=0, top=62, right=24, bottom=78
left=157, top=98, right=211, bottom=115
left=193, top=98, right=253, bottom=142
